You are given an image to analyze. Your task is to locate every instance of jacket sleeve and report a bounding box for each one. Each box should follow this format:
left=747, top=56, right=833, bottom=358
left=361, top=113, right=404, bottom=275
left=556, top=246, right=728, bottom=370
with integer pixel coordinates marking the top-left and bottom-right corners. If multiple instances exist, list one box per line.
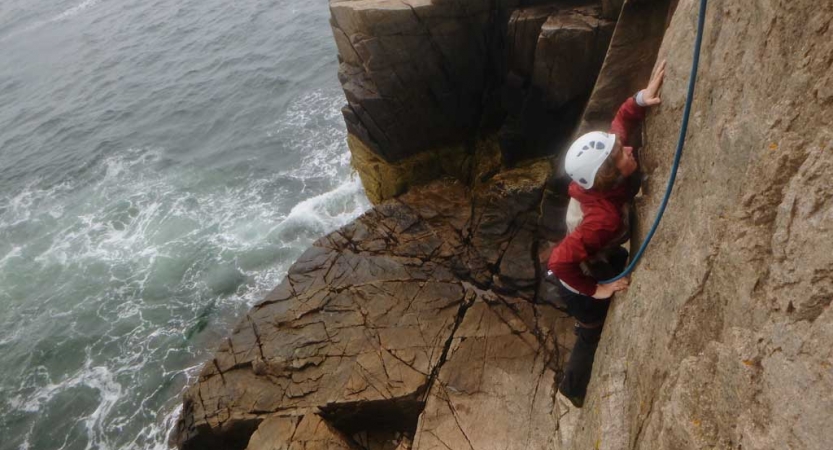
left=609, top=96, right=646, bottom=145
left=548, top=214, right=623, bottom=297
left=548, top=231, right=598, bottom=296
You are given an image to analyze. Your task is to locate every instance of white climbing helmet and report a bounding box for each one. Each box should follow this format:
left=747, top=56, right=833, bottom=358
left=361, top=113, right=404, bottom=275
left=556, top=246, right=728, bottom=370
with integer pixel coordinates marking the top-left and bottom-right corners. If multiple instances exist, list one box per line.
left=564, top=131, right=617, bottom=190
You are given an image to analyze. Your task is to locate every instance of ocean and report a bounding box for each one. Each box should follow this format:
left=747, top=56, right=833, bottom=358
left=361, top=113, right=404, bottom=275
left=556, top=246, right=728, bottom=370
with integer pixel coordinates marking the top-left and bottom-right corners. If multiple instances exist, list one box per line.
left=0, top=0, right=369, bottom=448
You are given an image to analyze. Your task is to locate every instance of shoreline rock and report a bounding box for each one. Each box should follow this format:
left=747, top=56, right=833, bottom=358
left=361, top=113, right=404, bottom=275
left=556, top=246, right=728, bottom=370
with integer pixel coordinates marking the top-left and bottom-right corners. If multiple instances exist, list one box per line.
left=173, top=162, right=579, bottom=449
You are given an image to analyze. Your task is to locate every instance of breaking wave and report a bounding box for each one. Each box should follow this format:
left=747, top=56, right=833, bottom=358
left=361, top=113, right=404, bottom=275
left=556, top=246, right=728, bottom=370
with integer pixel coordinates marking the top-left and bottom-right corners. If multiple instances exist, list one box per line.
left=0, top=88, right=369, bottom=449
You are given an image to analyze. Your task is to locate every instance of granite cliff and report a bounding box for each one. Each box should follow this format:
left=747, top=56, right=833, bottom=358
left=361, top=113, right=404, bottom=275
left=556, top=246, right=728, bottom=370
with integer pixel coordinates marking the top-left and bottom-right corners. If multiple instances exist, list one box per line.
left=173, top=0, right=832, bottom=449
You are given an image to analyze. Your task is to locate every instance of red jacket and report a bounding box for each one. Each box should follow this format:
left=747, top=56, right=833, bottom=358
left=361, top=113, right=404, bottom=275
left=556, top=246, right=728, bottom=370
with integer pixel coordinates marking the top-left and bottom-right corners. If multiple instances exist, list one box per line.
left=547, top=97, right=645, bottom=296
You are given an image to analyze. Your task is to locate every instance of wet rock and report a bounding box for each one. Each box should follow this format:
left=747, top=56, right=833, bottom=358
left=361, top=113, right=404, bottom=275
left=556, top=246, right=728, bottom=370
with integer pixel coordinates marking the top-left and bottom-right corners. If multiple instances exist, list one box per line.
left=347, top=133, right=471, bottom=204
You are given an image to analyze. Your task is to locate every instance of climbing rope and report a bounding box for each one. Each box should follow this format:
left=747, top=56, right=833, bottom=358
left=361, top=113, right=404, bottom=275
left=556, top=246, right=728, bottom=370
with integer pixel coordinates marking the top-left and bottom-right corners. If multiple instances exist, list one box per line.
left=600, top=0, right=709, bottom=284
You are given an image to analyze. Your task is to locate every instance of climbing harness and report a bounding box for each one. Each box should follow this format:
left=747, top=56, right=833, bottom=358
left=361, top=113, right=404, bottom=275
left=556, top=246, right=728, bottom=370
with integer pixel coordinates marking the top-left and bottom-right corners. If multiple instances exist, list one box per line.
left=600, top=0, right=709, bottom=284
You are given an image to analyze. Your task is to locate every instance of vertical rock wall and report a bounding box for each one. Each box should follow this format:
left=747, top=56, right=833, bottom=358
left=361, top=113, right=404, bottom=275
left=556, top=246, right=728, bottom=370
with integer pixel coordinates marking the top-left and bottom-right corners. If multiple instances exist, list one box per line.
left=575, top=0, right=671, bottom=136
left=330, top=0, right=511, bottom=162
left=569, top=0, right=833, bottom=449
left=331, top=0, right=618, bottom=203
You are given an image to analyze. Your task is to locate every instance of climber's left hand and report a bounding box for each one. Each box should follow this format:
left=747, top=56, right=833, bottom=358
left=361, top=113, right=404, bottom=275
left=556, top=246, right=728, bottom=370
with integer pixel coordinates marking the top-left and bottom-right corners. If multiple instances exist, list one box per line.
left=641, top=59, right=666, bottom=106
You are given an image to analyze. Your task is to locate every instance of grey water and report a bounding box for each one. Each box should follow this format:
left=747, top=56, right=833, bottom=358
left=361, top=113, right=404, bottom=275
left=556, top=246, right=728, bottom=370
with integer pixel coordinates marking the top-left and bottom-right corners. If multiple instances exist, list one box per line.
left=0, top=0, right=369, bottom=448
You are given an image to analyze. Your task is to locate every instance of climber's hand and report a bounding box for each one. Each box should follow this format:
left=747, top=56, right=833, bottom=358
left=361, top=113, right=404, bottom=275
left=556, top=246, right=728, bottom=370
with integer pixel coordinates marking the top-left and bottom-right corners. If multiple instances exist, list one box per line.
left=641, top=59, right=666, bottom=106
left=592, top=278, right=629, bottom=300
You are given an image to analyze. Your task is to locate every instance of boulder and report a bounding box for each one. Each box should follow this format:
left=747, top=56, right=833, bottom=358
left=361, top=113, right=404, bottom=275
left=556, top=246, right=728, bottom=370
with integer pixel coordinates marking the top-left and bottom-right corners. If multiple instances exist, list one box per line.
left=245, top=413, right=413, bottom=450
left=601, top=0, right=626, bottom=19
left=333, top=0, right=614, bottom=198
left=501, top=4, right=614, bottom=165
left=246, top=415, right=352, bottom=450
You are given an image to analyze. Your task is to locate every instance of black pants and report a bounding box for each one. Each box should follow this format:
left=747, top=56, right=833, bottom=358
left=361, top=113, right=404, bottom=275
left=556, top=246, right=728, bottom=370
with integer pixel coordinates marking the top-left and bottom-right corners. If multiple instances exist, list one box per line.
left=556, top=282, right=608, bottom=405
left=555, top=247, right=627, bottom=405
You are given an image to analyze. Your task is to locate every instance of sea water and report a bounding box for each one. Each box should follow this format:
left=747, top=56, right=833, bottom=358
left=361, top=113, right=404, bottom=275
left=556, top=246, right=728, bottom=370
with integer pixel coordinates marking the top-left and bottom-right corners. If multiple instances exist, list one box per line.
left=0, top=1, right=369, bottom=448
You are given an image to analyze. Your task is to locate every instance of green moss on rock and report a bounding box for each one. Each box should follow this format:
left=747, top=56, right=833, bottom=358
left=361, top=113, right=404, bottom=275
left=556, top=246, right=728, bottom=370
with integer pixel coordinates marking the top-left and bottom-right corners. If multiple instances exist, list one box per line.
left=348, top=132, right=552, bottom=204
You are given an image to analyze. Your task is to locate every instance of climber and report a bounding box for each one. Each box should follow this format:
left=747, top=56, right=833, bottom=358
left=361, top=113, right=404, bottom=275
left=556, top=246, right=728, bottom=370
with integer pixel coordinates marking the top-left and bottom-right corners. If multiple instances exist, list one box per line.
left=548, top=60, right=666, bottom=408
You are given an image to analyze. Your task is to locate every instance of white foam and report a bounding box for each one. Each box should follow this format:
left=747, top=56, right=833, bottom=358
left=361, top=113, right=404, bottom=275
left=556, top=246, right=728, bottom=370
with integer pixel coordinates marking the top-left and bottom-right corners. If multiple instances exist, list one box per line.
left=8, top=360, right=132, bottom=450
left=10, top=363, right=121, bottom=415
left=51, top=0, right=100, bottom=24
left=270, top=88, right=352, bottom=182
left=0, top=245, right=22, bottom=268
left=2, top=0, right=101, bottom=41
left=281, top=176, right=368, bottom=233
left=0, top=88, right=371, bottom=448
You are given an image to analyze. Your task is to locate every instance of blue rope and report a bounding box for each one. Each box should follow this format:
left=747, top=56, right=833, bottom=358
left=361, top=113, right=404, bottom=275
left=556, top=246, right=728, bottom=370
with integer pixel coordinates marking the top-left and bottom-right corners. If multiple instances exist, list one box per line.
left=600, top=0, right=708, bottom=284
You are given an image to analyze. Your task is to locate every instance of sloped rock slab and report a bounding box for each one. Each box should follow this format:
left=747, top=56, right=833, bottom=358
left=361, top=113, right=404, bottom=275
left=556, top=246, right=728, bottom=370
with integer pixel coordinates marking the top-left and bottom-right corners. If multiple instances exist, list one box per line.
left=245, top=413, right=414, bottom=450
left=246, top=415, right=352, bottom=450
left=175, top=164, right=575, bottom=449
left=412, top=291, right=576, bottom=450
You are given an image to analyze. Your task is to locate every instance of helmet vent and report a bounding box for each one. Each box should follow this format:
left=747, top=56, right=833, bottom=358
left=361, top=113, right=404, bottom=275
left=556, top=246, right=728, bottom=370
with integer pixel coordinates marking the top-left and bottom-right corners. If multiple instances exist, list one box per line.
left=577, top=151, right=584, bottom=157
left=579, top=178, right=587, bottom=185
left=595, top=142, right=605, bottom=150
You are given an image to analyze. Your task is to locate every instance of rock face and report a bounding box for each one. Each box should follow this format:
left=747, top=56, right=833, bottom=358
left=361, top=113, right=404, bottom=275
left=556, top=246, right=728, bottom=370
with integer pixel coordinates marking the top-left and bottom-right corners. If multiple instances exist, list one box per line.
left=507, top=4, right=564, bottom=79
left=567, top=0, right=833, bottom=449
left=499, top=3, right=615, bottom=166
left=531, top=7, right=614, bottom=110
left=333, top=0, right=616, bottom=202
left=540, top=0, right=671, bottom=239
left=173, top=164, right=580, bottom=450
left=575, top=0, right=671, bottom=136
left=330, top=0, right=510, bottom=162
left=176, top=0, right=833, bottom=449
left=412, top=292, right=577, bottom=449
